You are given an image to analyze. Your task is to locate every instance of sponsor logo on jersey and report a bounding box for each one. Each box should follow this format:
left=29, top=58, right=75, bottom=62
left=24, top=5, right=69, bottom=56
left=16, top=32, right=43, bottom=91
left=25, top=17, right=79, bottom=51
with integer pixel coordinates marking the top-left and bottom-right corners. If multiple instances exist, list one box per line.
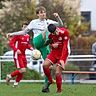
left=58, top=37, right=62, bottom=40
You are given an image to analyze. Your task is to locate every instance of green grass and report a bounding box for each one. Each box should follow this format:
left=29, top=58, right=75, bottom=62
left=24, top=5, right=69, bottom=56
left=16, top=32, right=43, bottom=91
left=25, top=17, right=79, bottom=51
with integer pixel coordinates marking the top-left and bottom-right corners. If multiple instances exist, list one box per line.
left=0, top=83, right=96, bottom=96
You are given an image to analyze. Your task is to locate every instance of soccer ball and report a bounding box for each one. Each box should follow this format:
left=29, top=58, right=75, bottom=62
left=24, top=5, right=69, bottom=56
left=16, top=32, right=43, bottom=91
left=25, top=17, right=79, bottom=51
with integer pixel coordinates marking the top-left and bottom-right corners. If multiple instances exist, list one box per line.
left=31, top=49, right=41, bottom=60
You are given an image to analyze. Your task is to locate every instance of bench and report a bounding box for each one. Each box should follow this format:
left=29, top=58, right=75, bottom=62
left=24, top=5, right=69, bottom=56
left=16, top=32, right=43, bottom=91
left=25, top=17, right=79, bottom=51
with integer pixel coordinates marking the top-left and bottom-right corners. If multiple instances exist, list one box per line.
left=62, top=55, right=96, bottom=83
left=62, top=71, right=96, bottom=84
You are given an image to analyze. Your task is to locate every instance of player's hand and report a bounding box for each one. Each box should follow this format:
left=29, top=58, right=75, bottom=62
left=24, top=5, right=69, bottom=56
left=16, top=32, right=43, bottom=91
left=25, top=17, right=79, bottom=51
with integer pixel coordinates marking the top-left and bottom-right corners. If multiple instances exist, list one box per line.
left=30, top=47, right=34, bottom=51
left=17, top=49, right=21, bottom=54
left=6, top=33, right=11, bottom=38
left=59, top=60, right=65, bottom=70
left=53, top=13, right=59, bottom=18
left=52, top=43, right=58, bottom=48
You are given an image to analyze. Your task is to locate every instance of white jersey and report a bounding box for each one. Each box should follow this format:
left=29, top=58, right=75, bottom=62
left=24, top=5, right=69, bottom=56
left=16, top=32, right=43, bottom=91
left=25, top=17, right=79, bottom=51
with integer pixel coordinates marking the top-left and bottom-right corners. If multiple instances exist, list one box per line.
left=27, top=19, right=58, bottom=37
left=10, top=18, right=62, bottom=37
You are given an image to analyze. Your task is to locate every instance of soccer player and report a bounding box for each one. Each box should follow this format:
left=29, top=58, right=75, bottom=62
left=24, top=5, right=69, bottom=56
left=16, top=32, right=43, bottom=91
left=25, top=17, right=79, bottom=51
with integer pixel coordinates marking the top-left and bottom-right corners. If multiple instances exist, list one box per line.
left=7, top=6, right=63, bottom=59
left=7, top=6, right=63, bottom=91
left=6, top=22, right=33, bottom=87
left=42, top=24, right=70, bottom=93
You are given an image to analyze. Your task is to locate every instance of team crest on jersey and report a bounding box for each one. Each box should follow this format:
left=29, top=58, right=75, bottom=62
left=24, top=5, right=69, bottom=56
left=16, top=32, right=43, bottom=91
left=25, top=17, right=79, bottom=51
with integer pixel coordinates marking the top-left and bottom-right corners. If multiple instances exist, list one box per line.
left=22, top=38, right=24, bottom=40
left=58, top=37, right=62, bottom=40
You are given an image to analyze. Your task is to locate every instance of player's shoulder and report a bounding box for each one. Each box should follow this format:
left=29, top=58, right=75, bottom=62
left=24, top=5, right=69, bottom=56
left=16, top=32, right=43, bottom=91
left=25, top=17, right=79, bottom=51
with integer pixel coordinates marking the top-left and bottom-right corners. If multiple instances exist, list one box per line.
left=58, top=27, right=69, bottom=34
left=30, top=19, right=39, bottom=23
left=48, top=33, right=53, bottom=39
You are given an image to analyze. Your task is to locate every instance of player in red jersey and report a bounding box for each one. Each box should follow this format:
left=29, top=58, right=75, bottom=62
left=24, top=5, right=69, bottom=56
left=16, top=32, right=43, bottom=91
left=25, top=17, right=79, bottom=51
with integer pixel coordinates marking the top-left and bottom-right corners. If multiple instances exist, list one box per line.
left=6, top=22, right=33, bottom=87
left=42, top=24, right=70, bottom=93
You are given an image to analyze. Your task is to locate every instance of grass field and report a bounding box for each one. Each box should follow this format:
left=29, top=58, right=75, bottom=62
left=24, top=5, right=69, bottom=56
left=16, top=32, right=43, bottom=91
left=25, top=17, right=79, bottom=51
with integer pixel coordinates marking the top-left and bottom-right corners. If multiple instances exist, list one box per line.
left=0, top=82, right=96, bottom=96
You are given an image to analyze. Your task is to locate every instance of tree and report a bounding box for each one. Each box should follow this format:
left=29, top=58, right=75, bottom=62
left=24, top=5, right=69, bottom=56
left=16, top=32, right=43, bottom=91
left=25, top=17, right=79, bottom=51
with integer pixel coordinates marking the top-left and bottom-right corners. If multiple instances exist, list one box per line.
left=0, top=0, right=36, bottom=54
left=39, top=0, right=89, bottom=37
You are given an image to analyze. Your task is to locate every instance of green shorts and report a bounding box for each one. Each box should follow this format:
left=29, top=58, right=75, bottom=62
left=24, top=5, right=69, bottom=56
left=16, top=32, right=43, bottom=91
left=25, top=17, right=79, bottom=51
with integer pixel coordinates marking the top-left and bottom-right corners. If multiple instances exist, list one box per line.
left=32, top=32, right=50, bottom=60
left=33, top=34, right=45, bottom=49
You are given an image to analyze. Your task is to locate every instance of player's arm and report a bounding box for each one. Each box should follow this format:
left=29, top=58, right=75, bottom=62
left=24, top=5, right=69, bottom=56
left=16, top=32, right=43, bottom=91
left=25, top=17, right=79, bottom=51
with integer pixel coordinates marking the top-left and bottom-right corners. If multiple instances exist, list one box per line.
left=53, top=13, right=63, bottom=27
left=9, top=28, right=30, bottom=36
left=9, top=36, right=18, bottom=51
left=44, top=39, right=53, bottom=46
left=59, top=30, right=70, bottom=69
left=27, top=43, right=34, bottom=51
left=7, top=21, right=34, bottom=37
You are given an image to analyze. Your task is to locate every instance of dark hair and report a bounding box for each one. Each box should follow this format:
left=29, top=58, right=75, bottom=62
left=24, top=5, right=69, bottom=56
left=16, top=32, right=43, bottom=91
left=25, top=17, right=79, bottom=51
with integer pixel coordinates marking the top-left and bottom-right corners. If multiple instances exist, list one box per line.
left=21, top=22, right=28, bottom=27
left=48, top=24, right=56, bottom=33
left=36, top=6, right=46, bottom=14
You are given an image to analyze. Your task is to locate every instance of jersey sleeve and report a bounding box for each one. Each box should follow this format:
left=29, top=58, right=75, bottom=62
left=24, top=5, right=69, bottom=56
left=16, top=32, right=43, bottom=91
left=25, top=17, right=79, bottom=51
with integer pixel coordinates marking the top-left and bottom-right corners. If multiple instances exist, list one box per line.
left=60, top=29, right=70, bottom=63
left=26, top=20, right=34, bottom=30
left=9, top=36, right=19, bottom=51
left=27, top=44, right=33, bottom=50
left=10, top=21, right=34, bottom=36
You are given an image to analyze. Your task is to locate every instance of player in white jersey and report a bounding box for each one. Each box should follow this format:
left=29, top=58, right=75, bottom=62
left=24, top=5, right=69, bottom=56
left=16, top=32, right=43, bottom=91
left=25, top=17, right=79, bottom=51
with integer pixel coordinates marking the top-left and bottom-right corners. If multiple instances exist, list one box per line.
left=7, top=6, right=63, bottom=92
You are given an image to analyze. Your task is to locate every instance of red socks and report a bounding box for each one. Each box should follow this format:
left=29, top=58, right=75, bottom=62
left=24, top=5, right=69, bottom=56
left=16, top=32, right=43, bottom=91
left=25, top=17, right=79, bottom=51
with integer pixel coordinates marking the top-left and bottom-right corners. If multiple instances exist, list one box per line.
left=56, top=73, right=62, bottom=91
left=43, top=67, right=53, bottom=83
left=11, top=70, right=20, bottom=77
left=16, top=73, right=23, bottom=82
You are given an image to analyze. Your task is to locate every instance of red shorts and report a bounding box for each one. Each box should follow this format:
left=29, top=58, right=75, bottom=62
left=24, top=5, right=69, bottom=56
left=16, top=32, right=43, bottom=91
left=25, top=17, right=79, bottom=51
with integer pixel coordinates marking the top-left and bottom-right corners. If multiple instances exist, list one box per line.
left=47, top=50, right=62, bottom=64
left=14, top=54, right=27, bottom=68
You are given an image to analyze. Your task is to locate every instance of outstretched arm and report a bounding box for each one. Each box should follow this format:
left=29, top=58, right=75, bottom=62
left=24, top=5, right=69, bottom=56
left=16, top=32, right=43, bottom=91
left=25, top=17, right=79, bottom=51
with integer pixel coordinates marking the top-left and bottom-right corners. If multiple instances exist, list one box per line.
left=8, top=28, right=30, bottom=36
left=53, top=13, right=63, bottom=27
left=7, top=21, right=33, bottom=37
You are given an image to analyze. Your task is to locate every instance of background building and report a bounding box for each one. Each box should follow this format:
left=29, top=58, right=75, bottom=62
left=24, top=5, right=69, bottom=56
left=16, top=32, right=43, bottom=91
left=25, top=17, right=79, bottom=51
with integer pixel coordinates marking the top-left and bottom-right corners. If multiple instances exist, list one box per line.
left=80, top=0, right=96, bottom=31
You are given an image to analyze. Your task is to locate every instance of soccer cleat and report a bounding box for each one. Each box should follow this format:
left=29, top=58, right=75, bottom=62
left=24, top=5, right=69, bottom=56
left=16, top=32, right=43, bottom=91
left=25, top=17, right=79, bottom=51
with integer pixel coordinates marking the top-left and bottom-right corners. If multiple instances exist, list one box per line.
left=13, top=82, right=19, bottom=88
left=6, top=74, right=12, bottom=85
left=42, top=87, right=50, bottom=93
left=42, top=82, right=52, bottom=93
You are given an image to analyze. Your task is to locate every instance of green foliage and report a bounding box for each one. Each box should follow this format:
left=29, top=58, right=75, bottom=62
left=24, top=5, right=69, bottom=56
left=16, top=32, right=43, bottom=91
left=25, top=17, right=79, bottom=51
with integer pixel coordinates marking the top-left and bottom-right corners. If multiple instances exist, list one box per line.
left=0, top=41, right=3, bottom=55
left=65, top=63, right=80, bottom=71
left=0, top=0, right=36, bottom=54
left=39, top=0, right=89, bottom=37
left=24, top=69, right=43, bottom=80
left=0, top=0, right=36, bottom=33
left=1, top=62, right=42, bottom=80
left=0, top=0, right=94, bottom=56
left=71, top=35, right=96, bottom=54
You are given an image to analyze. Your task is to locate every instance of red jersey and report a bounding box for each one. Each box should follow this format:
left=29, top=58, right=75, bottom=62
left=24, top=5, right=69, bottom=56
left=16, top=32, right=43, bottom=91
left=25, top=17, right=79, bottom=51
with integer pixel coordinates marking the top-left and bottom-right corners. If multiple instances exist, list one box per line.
left=48, top=27, right=70, bottom=64
left=9, top=34, right=32, bottom=68
left=9, top=34, right=32, bottom=58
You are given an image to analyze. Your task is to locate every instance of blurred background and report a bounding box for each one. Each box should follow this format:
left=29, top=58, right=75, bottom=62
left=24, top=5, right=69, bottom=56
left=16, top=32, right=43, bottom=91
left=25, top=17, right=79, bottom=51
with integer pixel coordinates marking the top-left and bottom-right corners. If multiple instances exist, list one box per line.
left=0, top=0, right=96, bottom=80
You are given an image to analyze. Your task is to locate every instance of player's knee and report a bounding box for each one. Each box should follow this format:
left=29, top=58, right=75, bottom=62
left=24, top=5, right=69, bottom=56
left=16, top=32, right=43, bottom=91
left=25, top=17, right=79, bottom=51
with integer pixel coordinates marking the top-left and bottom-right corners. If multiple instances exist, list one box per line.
left=55, top=72, right=59, bottom=76
left=20, top=68, right=26, bottom=73
left=42, top=63, right=47, bottom=68
left=42, top=62, right=50, bottom=68
left=42, top=61, right=48, bottom=68
left=55, top=70, right=61, bottom=76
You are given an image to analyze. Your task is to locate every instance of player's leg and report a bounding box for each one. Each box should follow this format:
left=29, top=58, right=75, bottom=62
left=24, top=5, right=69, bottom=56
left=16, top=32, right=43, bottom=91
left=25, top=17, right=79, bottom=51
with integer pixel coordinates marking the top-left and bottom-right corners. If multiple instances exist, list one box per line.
left=13, top=56, right=27, bottom=87
left=6, top=70, right=21, bottom=85
left=6, top=58, right=21, bottom=85
left=13, top=73, right=23, bottom=87
left=33, top=33, right=50, bottom=86
left=33, top=33, right=44, bottom=49
left=32, top=33, right=50, bottom=59
left=42, top=59, right=53, bottom=92
left=55, top=65, right=63, bottom=93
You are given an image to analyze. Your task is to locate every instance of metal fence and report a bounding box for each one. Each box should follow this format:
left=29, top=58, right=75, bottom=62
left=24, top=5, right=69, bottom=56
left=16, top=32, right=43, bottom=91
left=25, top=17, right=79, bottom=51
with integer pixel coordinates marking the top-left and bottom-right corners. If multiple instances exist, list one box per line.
left=0, top=55, right=96, bottom=83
